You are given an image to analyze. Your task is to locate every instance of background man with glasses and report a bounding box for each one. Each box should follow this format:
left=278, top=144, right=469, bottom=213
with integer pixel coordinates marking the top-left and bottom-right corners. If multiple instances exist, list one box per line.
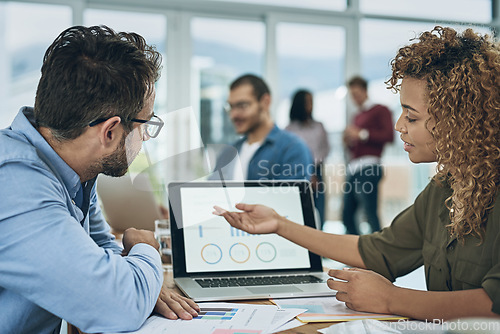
left=0, top=25, right=199, bottom=334
left=211, top=74, right=313, bottom=181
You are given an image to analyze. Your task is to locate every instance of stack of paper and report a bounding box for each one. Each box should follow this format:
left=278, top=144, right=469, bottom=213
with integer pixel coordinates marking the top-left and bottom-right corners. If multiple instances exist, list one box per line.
left=272, top=296, right=407, bottom=323
left=105, top=302, right=307, bottom=334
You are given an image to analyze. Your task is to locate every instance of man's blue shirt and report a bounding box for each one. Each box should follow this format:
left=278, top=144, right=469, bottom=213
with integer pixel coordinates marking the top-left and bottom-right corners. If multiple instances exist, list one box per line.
left=0, top=108, right=163, bottom=333
left=212, top=124, right=314, bottom=181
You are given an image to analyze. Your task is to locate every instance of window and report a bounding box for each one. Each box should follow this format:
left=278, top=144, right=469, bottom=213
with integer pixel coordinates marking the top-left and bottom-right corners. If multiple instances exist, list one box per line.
left=84, top=9, right=167, bottom=116
left=360, top=0, right=492, bottom=23
left=274, top=22, right=346, bottom=226
left=191, top=17, right=265, bottom=145
left=360, top=20, right=441, bottom=139
left=0, top=2, right=71, bottom=129
left=275, top=22, right=346, bottom=161
left=210, top=0, right=347, bottom=11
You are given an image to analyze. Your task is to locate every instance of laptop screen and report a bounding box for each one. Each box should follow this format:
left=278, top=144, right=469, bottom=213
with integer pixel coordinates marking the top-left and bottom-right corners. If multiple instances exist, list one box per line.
left=169, top=181, right=319, bottom=276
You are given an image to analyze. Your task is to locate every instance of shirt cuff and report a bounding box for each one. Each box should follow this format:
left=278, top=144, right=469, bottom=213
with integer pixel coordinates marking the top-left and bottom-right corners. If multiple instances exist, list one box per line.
left=358, top=129, right=369, bottom=142
left=129, top=243, right=162, bottom=269
left=482, top=279, right=500, bottom=314
left=358, top=234, right=396, bottom=282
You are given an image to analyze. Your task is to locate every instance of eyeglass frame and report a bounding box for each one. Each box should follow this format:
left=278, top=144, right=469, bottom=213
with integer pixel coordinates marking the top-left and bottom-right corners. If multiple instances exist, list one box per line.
left=223, top=100, right=256, bottom=113
left=88, top=114, right=164, bottom=139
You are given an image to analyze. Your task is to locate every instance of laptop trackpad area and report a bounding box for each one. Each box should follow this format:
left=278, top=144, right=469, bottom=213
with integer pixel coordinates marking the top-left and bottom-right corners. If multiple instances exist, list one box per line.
left=246, top=286, right=302, bottom=294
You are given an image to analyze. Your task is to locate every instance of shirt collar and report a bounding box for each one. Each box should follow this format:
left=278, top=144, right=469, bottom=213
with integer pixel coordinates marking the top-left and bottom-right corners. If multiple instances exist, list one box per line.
left=241, top=124, right=280, bottom=146
left=360, top=99, right=376, bottom=112
left=12, top=107, right=82, bottom=199
left=262, top=124, right=280, bottom=144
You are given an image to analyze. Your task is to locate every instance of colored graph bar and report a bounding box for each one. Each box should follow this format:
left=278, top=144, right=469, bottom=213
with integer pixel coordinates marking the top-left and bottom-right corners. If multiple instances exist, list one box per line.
left=199, top=225, right=203, bottom=238
left=200, top=307, right=237, bottom=312
left=194, top=308, right=238, bottom=320
left=231, top=227, right=240, bottom=237
left=231, top=227, right=254, bottom=237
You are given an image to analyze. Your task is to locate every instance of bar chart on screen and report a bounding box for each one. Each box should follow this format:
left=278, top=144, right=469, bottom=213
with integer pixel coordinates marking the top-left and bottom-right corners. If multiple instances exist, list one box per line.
left=185, top=219, right=310, bottom=272
left=230, top=226, right=250, bottom=237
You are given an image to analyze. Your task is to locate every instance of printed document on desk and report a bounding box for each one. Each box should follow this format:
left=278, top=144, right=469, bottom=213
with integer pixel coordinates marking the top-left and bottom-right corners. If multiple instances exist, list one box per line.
left=104, top=302, right=302, bottom=334
left=272, top=296, right=407, bottom=323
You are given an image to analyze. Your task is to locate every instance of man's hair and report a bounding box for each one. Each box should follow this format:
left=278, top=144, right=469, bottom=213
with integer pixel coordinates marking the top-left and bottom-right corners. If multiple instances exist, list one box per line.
left=289, top=89, right=312, bottom=122
left=229, top=74, right=270, bottom=100
left=34, top=25, right=162, bottom=140
left=347, top=76, right=368, bottom=90
left=387, top=26, right=500, bottom=241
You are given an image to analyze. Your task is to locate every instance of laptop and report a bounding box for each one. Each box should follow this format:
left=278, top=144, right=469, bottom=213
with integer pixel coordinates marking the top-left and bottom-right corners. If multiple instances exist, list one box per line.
left=97, top=173, right=162, bottom=233
left=168, top=180, right=336, bottom=302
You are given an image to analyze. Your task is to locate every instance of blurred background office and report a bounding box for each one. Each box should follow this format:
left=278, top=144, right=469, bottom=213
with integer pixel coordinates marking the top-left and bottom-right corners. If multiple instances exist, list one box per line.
left=0, top=0, right=498, bottom=234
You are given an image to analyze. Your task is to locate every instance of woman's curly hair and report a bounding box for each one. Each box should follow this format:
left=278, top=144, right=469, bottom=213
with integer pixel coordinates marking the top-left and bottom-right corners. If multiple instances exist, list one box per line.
left=387, top=26, right=500, bottom=241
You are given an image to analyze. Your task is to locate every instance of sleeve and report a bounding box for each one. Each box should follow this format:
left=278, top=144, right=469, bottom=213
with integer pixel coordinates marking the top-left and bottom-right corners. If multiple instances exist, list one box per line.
left=366, top=106, right=394, bottom=145
left=317, top=122, right=330, bottom=162
left=483, top=265, right=500, bottom=314
left=279, top=135, right=314, bottom=181
left=89, top=187, right=123, bottom=254
left=0, top=160, right=163, bottom=333
left=481, top=200, right=500, bottom=314
left=358, top=183, right=433, bottom=281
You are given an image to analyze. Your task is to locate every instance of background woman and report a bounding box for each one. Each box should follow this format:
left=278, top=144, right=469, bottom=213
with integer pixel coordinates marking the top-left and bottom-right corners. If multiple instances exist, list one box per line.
left=286, top=89, right=330, bottom=227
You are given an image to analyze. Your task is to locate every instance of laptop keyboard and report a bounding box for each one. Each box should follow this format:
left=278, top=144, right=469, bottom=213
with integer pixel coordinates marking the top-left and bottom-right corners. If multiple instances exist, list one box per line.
left=195, top=275, right=323, bottom=288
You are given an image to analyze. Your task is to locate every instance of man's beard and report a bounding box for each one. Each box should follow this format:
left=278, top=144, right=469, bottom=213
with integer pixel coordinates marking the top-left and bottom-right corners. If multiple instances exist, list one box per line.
left=83, top=130, right=141, bottom=181
left=100, top=134, right=130, bottom=177
left=101, top=151, right=129, bottom=177
left=242, top=106, right=264, bottom=135
left=82, top=131, right=130, bottom=178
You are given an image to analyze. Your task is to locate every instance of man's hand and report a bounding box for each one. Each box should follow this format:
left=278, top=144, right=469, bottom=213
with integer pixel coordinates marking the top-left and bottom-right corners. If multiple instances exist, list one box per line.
left=343, top=125, right=362, bottom=146
left=121, top=228, right=159, bottom=256
left=154, top=287, right=200, bottom=320
left=213, top=203, right=282, bottom=235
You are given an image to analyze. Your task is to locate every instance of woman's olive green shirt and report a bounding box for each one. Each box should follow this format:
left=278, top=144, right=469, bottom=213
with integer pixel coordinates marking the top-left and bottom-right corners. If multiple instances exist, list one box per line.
left=358, top=180, right=500, bottom=314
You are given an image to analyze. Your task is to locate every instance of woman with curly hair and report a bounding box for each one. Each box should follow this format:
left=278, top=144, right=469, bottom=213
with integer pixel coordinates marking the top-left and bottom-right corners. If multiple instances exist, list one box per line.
left=214, top=26, right=500, bottom=320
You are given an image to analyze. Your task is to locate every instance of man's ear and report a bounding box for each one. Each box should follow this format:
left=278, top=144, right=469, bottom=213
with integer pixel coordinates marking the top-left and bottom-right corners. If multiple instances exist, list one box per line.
left=260, top=93, right=271, bottom=110
left=98, top=116, right=123, bottom=147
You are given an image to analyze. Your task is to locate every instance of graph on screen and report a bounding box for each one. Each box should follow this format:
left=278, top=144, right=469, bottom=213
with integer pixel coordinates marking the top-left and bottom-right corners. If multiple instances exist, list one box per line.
left=181, top=186, right=311, bottom=273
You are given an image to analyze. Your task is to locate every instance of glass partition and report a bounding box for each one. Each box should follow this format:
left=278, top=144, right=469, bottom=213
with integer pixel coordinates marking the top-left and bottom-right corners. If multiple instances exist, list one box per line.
left=275, top=22, right=346, bottom=161
left=0, top=2, right=71, bottom=129
left=210, top=0, right=347, bottom=11
left=191, top=17, right=265, bottom=146
left=360, top=0, right=492, bottom=23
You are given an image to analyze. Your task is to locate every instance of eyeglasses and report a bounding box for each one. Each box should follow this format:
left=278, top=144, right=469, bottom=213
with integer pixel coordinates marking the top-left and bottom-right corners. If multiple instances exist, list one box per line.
left=89, top=114, right=164, bottom=140
left=223, top=101, right=253, bottom=113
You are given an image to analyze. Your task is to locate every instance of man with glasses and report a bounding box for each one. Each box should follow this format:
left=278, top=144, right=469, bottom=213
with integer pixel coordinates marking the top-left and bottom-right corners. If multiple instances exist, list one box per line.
left=0, top=25, right=199, bottom=334
left=212, top=74, right=313, bottom=181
